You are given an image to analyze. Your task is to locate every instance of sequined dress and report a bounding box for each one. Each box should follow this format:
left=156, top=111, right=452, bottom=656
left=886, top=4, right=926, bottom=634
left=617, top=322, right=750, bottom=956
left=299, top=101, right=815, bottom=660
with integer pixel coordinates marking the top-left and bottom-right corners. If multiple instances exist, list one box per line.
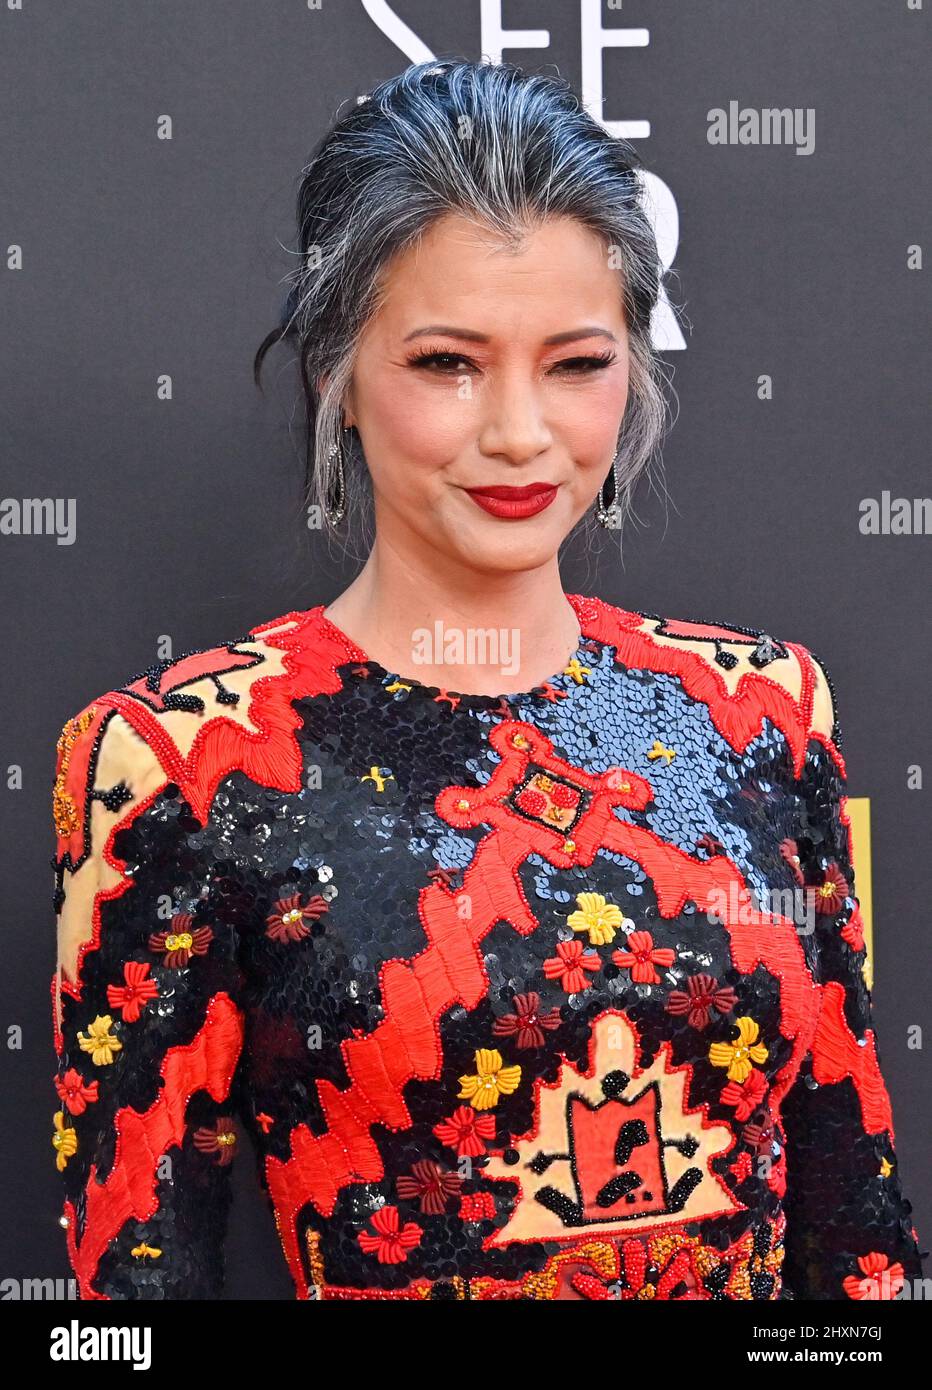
left=50, top=593, right=924, bottom=1300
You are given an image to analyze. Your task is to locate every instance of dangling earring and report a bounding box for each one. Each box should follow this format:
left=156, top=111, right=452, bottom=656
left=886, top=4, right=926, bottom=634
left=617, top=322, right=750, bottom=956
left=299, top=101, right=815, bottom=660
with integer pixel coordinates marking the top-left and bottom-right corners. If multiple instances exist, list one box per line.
left=324, top=428, right=349, bottom=527
left=595, top=451, right=623, bottom=529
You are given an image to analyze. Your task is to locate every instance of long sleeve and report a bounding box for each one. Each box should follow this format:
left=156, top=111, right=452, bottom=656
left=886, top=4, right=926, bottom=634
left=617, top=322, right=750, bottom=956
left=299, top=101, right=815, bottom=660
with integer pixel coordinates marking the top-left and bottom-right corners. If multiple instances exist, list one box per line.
left=51, top=697, right=247, bottom=1299
left=779, top=652, right=925, bottom=1300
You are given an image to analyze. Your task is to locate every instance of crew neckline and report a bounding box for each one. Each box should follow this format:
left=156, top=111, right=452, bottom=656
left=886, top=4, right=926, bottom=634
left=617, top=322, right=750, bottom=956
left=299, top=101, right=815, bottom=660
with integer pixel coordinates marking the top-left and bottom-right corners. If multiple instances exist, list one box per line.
left=316, top=592, right=602, bottom=710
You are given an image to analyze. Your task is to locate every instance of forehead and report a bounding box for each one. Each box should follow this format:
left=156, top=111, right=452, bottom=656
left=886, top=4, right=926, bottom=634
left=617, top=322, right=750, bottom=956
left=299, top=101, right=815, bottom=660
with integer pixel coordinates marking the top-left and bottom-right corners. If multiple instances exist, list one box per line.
left=368, top=213, right=625, bottom=339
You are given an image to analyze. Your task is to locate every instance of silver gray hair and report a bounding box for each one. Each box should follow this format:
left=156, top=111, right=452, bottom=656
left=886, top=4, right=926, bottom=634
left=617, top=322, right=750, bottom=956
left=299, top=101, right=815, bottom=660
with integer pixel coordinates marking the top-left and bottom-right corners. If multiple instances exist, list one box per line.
left=255, top=58, right=675, bottom=565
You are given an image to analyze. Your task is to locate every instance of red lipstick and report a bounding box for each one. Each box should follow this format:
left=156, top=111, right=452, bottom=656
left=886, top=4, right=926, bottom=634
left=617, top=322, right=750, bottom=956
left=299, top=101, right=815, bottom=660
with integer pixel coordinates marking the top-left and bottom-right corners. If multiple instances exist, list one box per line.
left=464, top=482, right=558, bottom=519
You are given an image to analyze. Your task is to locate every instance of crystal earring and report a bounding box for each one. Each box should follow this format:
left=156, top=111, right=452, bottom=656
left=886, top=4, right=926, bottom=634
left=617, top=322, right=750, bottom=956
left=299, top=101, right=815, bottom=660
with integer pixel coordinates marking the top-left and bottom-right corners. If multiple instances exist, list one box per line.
left=324, top=429, right=349, bottom=527
left=595, top=451, right=623, bottom=529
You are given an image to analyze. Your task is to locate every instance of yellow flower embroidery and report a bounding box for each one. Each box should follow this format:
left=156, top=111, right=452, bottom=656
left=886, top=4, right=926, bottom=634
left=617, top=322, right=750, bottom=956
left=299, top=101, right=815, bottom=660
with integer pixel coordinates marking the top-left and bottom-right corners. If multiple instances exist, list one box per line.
left=562, top=658, right=591, bottom=685
left=567, top=891, right=625, bottom=947
left=708, top=1016, right=769, bottom=1083
left=52, top=1111, right=78, bottom=1171
left=458, top=1049, right=522, bottom=1111
left=77, top=1014, right=122, bottom=1066
left=131, top=1243, right=162, bottom=1260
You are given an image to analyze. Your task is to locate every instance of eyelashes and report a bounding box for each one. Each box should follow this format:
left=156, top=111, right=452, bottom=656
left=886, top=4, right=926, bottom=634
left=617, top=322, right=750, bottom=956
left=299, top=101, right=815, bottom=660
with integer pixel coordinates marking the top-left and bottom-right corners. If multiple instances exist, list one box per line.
left=407, top=348, right=618, bottom=375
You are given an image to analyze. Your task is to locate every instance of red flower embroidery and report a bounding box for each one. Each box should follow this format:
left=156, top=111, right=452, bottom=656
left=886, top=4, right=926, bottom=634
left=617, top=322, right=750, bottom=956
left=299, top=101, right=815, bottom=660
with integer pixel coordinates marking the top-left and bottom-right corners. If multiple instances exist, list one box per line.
left=665, top=973, right=738, bottom=1029
left=810, top=862, right=850, bottom=916
left=192, top=1116, right=237, bottom=1166
left=729, top=1151, right=753, bottom=1184
left=148, top=913, right=214, bottom=968
left=54, top=1067, right=99, bottom=1116
left=515, top=788, right=547, bottom=817
left=779, top=837, right=805, bottom=887
left=841, top=903, right=865, bottom=952
left=265, top=892, right=329, bottom=943
left=492, top=991, right=561, bottom=1049
left=357, top=1205, right=422, bottom=1264
left=843, top=1252, right=905, bottom=1301
left=106, top=960, right=159, bottom=1022
left=549, top=782, right=580, bottom=810
left=542, top=939, right=601, bottom=993
left=459, top=1191, right=496, bottom=1222
left=720, top=1068, right=768, bottom=1121
left=432, top=1106, right=495, bottom=1158
left=611, top=930, right=676, bottom=985
left=396, top=1160, right=463, bottom=1214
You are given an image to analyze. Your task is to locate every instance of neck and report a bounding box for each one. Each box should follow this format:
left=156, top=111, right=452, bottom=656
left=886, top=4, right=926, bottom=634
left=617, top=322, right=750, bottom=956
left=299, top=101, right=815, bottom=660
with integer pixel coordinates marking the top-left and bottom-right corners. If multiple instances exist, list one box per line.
left=323, top=542, right=584, bottom=696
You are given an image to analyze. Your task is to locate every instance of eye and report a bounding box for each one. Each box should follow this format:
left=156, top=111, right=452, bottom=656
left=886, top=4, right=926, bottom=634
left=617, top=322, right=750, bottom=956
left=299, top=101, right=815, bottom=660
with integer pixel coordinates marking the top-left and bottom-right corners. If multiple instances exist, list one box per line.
left=408, top=350, right=475, bottom=373
left=552, top=352, right=618, bottom=375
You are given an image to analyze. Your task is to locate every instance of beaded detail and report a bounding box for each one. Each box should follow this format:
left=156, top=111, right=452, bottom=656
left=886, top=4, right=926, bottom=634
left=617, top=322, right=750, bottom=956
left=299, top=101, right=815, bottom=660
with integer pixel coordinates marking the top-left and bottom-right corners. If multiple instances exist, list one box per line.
left=50, top=593, right=923, bottom=1299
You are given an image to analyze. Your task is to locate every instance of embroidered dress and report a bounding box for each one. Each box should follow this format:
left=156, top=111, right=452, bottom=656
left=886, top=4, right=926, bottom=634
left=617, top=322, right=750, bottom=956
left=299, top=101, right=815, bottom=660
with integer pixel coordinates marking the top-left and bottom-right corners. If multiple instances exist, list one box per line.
left=51, top=594, right=923, bottom=1300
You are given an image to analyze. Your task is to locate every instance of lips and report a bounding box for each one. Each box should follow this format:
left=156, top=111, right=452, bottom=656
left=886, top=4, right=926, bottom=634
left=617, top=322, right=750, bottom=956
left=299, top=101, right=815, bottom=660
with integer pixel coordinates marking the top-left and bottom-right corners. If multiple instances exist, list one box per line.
left=464, top=483, right=559, bottom=520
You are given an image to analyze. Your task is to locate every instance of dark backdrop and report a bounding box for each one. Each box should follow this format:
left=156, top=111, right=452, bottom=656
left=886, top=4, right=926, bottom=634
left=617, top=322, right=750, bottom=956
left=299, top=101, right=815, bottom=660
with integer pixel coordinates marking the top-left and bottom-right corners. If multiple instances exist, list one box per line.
left=1, top=0, right=928, bottom=1299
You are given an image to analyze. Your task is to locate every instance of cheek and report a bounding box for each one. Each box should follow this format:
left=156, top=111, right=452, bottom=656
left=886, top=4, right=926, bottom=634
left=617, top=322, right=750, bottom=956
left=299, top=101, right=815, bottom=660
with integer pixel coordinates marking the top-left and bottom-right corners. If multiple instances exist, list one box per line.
left=561, top=375, right=630, bottom=471
left=362, top=372, right=474, bottom=481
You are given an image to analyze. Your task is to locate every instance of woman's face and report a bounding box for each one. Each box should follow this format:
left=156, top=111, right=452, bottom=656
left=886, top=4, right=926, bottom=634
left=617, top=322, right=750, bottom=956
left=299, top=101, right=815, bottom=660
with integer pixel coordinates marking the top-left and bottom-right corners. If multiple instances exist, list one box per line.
left=343, top=212, right=631, bottom=576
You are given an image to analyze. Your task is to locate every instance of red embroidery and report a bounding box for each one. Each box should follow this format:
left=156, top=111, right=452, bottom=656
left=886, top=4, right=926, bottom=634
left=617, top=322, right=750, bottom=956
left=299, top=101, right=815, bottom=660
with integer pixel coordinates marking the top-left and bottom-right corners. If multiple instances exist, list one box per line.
left=265, top=893, right=329, bottom=943
left=396, top=1160, right=463, bottom=1214
left=665, top=974, right=738, bottom=1029
left=720, top=1069, right=768, bottom=1121
left=611, top=929, right=676, bottom=984
left=148, top=917, right=213, bottom=969
left=54, top=1067, right=99, bottom=1116
left=843, top=1251, right=905, bottom=1300
left=460, top=1191, right=496, bottom=1222
left=433, top=1106, right=496, bottom=1157
left=542, top=939, right=602, bottom=992
left=63, top=992, right=244, bottom=1298
left=491, top=991, right=562, bottom=1048
left=192, top=1116, right=238, bottom=1166
left=809, top=981, right=894, bottom=1136
left=841, top=904, right=865, bottom=952
left=106, top=961, right=159, bottom=1022
left=357, top=1206, right=422, bottom=1264
left=98, top=608, right=363, bottom=825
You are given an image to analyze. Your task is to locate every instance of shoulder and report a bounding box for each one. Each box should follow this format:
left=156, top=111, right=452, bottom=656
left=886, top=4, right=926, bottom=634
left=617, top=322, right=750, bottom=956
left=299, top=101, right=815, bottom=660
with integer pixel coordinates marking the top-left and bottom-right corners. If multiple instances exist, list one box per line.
left=578, top=595, right=837, bottom=741
left=56, top=603, right=315, bottom=744
left=52, top=602, right=344, bottom=861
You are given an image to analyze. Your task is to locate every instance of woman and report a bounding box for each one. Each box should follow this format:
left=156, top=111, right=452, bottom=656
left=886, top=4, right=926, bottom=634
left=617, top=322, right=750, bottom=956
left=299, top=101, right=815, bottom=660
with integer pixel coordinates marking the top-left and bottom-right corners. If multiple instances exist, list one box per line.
left=51, top=58, right=922, bottom=1301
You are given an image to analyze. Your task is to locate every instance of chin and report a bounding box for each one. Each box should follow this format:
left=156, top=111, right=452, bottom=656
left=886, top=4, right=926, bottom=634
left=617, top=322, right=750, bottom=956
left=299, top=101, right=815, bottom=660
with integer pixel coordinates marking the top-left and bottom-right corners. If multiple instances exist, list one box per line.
left=450, top=535, right=565, bottom=575
left=436, top=502, right=578, bottom=563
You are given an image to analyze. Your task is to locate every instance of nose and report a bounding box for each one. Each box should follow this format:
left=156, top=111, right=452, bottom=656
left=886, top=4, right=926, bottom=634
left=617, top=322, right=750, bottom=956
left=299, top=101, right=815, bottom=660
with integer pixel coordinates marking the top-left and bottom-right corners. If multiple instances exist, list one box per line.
left=477, top=368, right=553, bottom=466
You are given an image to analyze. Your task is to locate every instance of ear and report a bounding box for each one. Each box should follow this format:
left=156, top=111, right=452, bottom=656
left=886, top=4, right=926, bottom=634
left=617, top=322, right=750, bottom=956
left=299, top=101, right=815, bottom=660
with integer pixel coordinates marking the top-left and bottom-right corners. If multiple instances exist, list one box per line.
left=341, top=380, right=357, bottom=429
left=316, top=372, right=356, bottom=429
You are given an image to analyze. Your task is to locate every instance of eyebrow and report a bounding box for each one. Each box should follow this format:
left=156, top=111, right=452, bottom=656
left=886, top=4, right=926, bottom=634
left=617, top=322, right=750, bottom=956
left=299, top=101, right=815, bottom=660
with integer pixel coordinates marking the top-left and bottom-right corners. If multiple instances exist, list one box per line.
left=402, top=325, right=618, bottom=345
